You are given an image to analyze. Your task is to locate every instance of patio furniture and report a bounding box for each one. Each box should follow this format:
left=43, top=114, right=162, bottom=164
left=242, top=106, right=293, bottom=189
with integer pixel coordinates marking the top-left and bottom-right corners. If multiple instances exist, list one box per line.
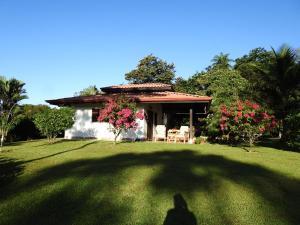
left=167, top=129, right=179, bottom=143
left=175, top=126, right=189, bottom=143
left=154, top=125, right=167, bottom=142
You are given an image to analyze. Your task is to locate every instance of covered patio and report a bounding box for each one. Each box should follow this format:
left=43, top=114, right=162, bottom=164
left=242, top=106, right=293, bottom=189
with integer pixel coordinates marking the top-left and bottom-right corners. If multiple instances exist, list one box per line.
left=142, top=102, right=209, bottom=143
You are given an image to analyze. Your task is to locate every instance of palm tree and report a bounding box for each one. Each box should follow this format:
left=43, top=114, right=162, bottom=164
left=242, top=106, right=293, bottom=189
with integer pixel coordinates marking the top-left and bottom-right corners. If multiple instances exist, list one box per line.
left=265, top=45, right=300, bottom=139
left=210, top=52, right=233, bottom=70
left=0, top=76, right=27, bottom=148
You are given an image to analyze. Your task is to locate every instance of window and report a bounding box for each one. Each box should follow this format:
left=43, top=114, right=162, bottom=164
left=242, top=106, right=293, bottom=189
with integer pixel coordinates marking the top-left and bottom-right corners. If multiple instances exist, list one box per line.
left=92, top=108, right=100, bottom=122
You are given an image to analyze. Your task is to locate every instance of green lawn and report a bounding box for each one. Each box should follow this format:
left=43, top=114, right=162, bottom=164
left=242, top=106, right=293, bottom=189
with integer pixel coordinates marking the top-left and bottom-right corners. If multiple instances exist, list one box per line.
left=0, top=140, right=300, bottom=225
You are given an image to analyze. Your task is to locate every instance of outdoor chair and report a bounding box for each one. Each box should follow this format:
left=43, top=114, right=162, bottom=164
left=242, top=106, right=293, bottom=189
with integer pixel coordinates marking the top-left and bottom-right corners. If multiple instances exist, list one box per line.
left=154, top=125, right=167, bottom=142
left=167, top=129, right=179, bottom=143
left=175, top=126, right=189, bottom=143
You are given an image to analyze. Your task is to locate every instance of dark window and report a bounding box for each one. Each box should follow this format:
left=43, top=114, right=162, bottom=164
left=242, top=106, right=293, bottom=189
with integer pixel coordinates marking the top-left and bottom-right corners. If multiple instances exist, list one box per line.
left=92, top=108, right=100, bottom=122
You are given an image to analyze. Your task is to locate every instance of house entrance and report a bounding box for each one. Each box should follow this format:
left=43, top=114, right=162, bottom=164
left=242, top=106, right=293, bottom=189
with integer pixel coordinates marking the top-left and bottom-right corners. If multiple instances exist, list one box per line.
left=147, top=111, right=154, bottom=140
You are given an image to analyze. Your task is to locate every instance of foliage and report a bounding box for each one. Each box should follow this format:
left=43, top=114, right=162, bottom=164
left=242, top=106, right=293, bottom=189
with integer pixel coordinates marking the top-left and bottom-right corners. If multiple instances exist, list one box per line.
left=234, top=47, right=272, bottom=105
left=206, top=52, right=233, bottom=71
left=262, top=45, right=300, bottom=139
left=9, top=104, right=50, bottom=141
left=196, top=69, right=249, bottom=137
left=284, top=111, right=300, bottom=148
left=34, top=107, right=75, bottom=143
left=74, top=85, right=101, bottom=96
left=219, top=100, right=277, bottom=147
left=173, top=72, right=205, bottom=94
left=0, top=76, right=27, bottom=148
left=97, top=95, right=144, bottom=143
left=198, top=68, right=249, bottom=106
left=125, top=54, right=176, bottom=84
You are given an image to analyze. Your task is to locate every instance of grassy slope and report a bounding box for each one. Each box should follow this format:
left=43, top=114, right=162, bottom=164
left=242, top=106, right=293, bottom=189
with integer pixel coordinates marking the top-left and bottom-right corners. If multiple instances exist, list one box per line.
left=0, top=140, right=300, bottom=225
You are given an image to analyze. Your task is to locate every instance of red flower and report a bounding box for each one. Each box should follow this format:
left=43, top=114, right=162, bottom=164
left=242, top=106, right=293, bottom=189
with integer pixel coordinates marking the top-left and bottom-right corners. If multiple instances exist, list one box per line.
left=237, top=111, right=242, bottom=118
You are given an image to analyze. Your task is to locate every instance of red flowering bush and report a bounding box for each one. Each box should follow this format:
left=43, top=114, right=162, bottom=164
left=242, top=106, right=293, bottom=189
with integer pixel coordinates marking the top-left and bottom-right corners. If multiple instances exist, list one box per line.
left=97, top=95, right=144, bottom=143
left=219, top=100, right=277, bottom=147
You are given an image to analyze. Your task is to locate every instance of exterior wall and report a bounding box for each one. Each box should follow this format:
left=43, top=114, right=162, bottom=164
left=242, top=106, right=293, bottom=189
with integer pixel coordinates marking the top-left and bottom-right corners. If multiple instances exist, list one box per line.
left=65, top=106, right=146, bottom=141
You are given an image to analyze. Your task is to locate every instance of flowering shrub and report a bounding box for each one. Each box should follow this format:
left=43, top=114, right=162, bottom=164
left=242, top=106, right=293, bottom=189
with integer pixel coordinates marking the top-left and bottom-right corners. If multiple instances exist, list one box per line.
left=219, top=100, right=277, bottom=147
left=97, top=95, right=144, bottom=143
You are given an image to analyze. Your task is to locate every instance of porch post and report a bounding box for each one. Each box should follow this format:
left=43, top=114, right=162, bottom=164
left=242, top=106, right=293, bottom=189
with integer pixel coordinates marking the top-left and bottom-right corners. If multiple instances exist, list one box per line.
left=189, top=108, right=193, bottom=143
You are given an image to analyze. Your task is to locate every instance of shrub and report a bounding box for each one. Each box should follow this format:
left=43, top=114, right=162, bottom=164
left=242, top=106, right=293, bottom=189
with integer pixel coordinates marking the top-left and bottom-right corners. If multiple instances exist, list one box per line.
left=34, top=107, right=75, bottom=143
left=219, top=100, right=277, bottom=147
left=97, top=95, right=144, bottom=143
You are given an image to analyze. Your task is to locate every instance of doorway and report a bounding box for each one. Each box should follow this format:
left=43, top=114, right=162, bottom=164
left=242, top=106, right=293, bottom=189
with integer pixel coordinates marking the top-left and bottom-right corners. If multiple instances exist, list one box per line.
left=147, top=111, right=154, bottom=140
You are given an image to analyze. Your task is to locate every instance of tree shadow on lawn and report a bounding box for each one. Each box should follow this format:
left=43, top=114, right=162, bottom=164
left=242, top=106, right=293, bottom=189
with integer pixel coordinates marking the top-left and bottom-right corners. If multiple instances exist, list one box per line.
left=257, top=139, right=300, bottom=152
left=0, top=157, right=24, bottom=188
left=24, top=140, right=99, bottom=164
left=1, top=150, right=300, bottom=225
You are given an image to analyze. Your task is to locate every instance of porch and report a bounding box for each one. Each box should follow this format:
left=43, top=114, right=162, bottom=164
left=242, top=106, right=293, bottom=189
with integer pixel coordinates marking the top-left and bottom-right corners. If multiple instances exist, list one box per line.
left=142, top=102, right=209, bottom=143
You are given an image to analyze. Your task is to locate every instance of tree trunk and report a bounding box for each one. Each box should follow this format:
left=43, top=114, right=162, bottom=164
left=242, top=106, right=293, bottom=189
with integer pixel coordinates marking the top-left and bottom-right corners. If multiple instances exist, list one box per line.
left=0, top=133, right=4, bottom=150
left=114, top=135, right=117, bottom=145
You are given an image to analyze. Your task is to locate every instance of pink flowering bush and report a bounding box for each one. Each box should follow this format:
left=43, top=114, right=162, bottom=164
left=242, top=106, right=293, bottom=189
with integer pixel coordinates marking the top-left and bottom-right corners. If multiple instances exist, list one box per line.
left=97, top=95, right=144, bottom=143
left=219, top=100, right=277, bottom=147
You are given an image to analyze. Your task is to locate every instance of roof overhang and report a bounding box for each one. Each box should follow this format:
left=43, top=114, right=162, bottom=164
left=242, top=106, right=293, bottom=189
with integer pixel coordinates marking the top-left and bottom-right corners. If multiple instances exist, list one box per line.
left=46, top=92, right=212, bottom=106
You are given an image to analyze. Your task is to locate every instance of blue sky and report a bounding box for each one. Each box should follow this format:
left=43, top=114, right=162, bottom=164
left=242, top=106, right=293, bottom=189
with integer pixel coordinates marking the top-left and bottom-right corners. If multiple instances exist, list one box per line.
left=1, top=0, right=299, bottom=105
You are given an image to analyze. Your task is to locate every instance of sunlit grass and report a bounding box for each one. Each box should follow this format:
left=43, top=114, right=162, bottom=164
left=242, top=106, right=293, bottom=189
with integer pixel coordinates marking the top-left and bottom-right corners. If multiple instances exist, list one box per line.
left=0, top=139, right=300, bottom=225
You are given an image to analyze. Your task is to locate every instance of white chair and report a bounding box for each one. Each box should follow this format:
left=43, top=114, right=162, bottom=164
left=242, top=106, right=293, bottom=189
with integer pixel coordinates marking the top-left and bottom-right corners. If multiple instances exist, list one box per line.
left=175, top=126, right=189, bottom=143
left=154, top=125, right=166, bottom=142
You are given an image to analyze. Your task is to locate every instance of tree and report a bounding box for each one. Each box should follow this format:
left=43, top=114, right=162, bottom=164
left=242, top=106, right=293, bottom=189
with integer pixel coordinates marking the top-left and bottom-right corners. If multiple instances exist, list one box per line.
left=125, top=54, right=176, bottom=84
left=206, top=52, right=233, bottom=71
left=234, top=47, right=272, bottom=105
left=198, top=69, right=248, bottom=106
left=34, top=107, right=75, bottom=143
left=263, top=45, right=300, bottom=140
left=174, top=72, right=205, bottom=95
left=74, top=85, right=101, bottom=96
left=219, top=100, right=277, bottom=149
left=0, top=76, right=27, bottom=148
left=97, top=95, right=144, bottom=144
left=197, top=69, right=249, bottom=137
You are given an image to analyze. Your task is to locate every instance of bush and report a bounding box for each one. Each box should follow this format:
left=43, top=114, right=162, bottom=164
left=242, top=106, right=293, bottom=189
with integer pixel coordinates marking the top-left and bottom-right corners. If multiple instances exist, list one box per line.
left=284, top=111, right=300, bottom=148
left=219, top=100, right=277, bottom=147
left=34, top=107, right=75, bottom=143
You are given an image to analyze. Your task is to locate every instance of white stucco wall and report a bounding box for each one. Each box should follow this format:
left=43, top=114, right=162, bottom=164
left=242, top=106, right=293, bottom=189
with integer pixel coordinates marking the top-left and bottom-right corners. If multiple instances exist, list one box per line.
left=65, top=107, right=146, bottom=141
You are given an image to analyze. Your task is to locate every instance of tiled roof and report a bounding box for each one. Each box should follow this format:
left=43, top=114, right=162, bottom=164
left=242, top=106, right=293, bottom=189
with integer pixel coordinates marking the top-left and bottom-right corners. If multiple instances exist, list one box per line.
left=46, top=91, right=212, bottom=106
left=105, top=83, right=172, bottom=89
left=101, top=83, right=172, bottom=93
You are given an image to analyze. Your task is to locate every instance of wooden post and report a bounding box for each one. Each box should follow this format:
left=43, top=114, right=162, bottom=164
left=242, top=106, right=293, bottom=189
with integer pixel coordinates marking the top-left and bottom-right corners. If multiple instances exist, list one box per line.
left=189, top=108, right=193, bottom=143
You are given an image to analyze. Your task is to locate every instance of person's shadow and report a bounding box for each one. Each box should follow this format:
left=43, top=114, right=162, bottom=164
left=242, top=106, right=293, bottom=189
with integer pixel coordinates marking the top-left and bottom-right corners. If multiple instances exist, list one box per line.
left=163, top=194, right=197, bottom=225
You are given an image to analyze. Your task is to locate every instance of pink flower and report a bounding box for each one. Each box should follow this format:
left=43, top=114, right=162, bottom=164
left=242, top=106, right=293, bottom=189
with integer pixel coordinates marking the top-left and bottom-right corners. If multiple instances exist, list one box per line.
left=136, top=110, right=144, bottom=120
left=249, top=112, right=255, bottom=118
left=252, top=103, right=260, bottom=110
left=234, top=116, right=239, bottom=123
left=259, top=127, right=265, bottom=133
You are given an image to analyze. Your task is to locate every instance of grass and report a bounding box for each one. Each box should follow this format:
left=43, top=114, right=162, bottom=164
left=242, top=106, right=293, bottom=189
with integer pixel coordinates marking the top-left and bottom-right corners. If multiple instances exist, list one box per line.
left=0, top=139, right=300, bottom=225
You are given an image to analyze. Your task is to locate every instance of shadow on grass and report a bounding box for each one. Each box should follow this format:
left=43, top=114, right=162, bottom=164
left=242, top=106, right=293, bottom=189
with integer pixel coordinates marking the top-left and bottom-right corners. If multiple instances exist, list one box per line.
left=1, top=150, right=300, bottom=225
left=24, top=141, right=99, bottom=163
left=258, top=138, right=300, bottom=152
left=163, top=193, right=197, bottom=225
left=0, top=157, right=24, bottom=188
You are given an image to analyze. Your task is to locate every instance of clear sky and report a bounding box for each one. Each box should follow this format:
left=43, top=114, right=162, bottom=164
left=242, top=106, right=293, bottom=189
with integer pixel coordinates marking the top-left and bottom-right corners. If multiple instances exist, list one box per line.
left=1, top=0, right=299, bottom=105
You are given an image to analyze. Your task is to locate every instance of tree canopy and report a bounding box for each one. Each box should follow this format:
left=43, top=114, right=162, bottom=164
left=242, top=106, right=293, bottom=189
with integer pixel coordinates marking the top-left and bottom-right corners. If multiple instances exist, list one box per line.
left=74, top=85, right=101, bottom=96
left=206, top=52, right=233, bottom=71
left=34, top=107, right=75, bottom=143
left=125, top=55, right=176, bottom=84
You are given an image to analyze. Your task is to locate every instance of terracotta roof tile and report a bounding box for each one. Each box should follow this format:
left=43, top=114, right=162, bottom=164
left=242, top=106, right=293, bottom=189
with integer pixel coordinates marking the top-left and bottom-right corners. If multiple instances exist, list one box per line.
left=46, top=91, right=212, bottom=105
left=105, top=83, right=172, bottom=89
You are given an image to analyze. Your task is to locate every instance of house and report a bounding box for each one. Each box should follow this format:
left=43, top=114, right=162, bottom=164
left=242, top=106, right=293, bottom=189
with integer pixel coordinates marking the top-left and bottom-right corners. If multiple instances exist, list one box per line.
left=46, top=83, right=212, bottom=141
